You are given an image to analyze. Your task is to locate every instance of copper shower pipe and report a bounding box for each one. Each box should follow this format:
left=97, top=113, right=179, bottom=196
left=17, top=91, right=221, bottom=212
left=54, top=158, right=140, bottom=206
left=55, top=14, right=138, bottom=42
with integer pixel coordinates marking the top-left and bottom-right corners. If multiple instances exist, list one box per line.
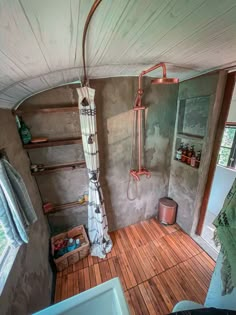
left=135, top=62, right=167, bottom=106
left=82, top=0, right=102, bottom=85
left=130, top=63, right=172, bottom=181
left=139, top=62, right=167, bottom=93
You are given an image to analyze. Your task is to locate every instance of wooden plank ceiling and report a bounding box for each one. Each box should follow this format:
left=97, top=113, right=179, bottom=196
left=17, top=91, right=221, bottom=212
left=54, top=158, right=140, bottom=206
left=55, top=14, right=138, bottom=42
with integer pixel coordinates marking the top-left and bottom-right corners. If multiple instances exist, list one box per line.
left=0, top=0, right=236, bottom=108
left=54, top=218, right=215, bottom=315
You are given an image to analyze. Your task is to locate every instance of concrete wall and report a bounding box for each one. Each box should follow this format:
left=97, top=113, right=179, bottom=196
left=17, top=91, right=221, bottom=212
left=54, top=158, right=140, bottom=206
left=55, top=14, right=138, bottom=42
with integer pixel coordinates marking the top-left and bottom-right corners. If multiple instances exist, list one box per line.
left=21, top=87, right=88, bottom=234
left=0, top=109, right=52, bottom=315
left=207, top=165, right=236, bottom=216
left=93, top=77, right=179, bottom=230
left=169, top=72, right=222, bottom=234
left=22, top=77, right=179, bottom=231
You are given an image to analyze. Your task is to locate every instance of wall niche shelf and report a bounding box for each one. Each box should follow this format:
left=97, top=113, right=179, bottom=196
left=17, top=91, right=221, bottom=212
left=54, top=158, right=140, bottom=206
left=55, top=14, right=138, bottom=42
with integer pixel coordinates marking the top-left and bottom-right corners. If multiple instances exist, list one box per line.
left=174, top=96, right=210, bottom=169
left=17, top=101, right=87, bottom=233
left=44, top=200, right=88, bottom=215
left=13, top=105, right=78, bottom=115
left=23, top=137, right=82, bottom=149
left=176, top=133, right=204, bottom=142
left=31, top=161, right=86, bottom=176
left=173, top=158, right=199, bottom=171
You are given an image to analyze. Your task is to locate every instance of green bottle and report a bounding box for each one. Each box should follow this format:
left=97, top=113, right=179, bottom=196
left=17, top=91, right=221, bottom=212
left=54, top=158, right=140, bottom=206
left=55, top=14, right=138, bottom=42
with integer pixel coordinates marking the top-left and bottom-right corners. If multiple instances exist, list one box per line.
left=19, top=117, right=32, bottom=144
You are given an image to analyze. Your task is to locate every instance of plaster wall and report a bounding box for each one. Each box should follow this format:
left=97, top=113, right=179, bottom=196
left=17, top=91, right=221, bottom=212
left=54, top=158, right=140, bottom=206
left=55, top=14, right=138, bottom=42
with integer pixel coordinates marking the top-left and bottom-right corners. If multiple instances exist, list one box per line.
left=92, top=77, right=179, bottom=230
left=0, top=109, right=52, bottom=315
left=22, top=88, right=87, bottom=234
left=22, top=77, right=179, bottom=231
left=168, top=72, right=223, bottom=234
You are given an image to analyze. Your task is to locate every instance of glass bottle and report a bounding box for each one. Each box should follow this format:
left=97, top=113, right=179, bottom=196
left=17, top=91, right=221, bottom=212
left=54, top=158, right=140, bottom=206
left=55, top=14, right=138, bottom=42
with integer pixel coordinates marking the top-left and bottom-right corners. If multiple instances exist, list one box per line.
left=176, top=142, right=183, bottom=160
left=181, top=144, right=187, bottom=163
left=196, top=151, right=201, bottom=168
left=19, top=117, right=32, bottom=144
left=191, top=146, right=196, bottom=167
left=187, top=145, right=193, bottom=165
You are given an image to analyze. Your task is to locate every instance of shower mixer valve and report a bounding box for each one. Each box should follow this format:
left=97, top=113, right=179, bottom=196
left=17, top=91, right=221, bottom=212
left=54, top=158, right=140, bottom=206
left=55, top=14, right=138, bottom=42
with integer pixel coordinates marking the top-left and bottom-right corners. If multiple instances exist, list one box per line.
left=130, top=169, right=151, bottom=181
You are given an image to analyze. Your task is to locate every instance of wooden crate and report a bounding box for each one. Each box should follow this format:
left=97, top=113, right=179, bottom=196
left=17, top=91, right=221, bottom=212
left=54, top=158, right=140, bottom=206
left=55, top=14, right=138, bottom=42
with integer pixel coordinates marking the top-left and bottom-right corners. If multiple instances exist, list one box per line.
left=51, top=225, right=90, bottom=271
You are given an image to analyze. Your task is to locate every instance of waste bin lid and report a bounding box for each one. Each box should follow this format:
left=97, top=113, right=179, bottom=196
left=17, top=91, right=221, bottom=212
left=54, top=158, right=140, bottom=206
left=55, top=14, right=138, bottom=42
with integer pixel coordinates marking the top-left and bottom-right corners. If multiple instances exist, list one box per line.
left=159, top=197, right=177, bottom=208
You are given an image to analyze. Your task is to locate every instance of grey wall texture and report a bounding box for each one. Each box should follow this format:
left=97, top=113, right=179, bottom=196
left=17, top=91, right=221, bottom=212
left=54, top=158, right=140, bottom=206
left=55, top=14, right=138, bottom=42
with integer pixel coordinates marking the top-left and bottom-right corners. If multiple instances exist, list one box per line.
left=168, top=72, right=221, bottom=234
left=21, top=73, right=224, bottom=236
left=22, top=87, right=88, bottom=234
left=93, top=77, right=179, bottom=230
left=0, top=109, right=52, bottom=315
left=22, top=77, right=179, bottom=231
left=1, top=73, right=224, bottom=313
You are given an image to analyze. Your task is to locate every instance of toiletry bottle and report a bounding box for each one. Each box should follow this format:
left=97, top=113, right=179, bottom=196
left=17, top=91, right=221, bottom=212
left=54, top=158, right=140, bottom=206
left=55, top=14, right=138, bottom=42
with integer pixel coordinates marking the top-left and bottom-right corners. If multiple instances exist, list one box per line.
left=176, top=142, right=183, bottom=160
left=75, top=239, right=80, bottom=248
left=181, top=144, right=187, bottom=163
left=187, top=145, right=193, bottom=165
left=67, top=238, right=76, bottom=252
left=19, top=117, right=32, bottom=144
left=185, top=144, right=189, bottom=164
left=191, top=147, right=196, bottom=167
left=196, top=151, right=201, bottom=168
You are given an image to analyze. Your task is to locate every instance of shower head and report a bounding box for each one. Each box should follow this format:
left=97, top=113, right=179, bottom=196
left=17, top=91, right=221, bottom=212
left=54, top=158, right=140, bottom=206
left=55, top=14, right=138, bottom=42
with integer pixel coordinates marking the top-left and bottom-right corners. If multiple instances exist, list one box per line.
left=135, top=62, right=179, bottom=107
left=151, top=77, right=179, bottom=85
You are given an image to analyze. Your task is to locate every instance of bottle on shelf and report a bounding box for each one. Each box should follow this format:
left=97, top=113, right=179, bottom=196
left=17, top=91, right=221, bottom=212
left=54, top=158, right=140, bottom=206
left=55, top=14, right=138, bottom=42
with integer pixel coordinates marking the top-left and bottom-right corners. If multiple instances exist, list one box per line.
left=187, top=145, right=194, bottom=165
left=19, top=117, right=32, bottom=144
left=181, top=144, right=189, bottom=163
left=181, top=143, right=189, bottom=163
left=190, top=146, right=196, bottom=167
left=176, top=142, right=183, bottom=161
left=196, top=151, right=201, bottom=168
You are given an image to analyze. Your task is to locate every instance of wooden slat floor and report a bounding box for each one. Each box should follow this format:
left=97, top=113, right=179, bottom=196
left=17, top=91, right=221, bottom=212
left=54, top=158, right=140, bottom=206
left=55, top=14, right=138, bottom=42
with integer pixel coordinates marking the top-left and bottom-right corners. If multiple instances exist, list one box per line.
left=54, top=218, right=215, bottom=315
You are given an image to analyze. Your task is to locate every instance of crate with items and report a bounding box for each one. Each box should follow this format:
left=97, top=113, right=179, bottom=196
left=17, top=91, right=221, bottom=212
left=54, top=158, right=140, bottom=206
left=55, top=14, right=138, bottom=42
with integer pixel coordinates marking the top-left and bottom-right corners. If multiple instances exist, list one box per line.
left=51, top=225, right=90, bottom=271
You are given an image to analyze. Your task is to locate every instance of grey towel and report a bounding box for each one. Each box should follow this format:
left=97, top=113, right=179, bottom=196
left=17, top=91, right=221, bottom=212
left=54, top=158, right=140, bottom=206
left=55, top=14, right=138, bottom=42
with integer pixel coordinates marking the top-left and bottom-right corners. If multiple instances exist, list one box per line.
left=0, top=159, right=37, bottom=247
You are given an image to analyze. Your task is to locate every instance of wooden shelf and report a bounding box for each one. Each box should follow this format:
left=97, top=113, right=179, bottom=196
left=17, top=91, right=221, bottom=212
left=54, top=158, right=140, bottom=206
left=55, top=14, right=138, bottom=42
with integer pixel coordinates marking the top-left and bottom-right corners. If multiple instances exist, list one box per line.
left=45, top=201, right=88, bottom=215
left=13, top=106, right=78, bottom=115
left=173, top=158, right=199, bottom=171
left=32, top=161, right=86, bottom=176
left=23, top=137, right=82, bottom=149
left=176, top=133, right=204, bottom=142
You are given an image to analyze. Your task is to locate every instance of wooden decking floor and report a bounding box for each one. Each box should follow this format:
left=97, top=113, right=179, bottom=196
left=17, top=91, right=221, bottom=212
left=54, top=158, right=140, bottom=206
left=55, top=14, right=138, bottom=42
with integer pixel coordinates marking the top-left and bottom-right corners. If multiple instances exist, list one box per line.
left=54, top=218, right=215, bottom=314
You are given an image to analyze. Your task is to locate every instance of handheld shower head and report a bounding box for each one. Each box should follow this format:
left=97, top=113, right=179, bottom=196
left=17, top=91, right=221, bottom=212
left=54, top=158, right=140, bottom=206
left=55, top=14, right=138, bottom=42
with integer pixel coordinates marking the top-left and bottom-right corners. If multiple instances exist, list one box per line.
left=151, top=77, right=179, bottom=85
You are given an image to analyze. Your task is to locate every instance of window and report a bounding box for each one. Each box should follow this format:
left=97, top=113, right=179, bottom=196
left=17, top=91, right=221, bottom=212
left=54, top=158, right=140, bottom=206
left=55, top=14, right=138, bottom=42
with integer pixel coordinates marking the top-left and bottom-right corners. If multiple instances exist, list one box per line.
left=218, top=125, right=236, bottom=168
left=0, top=222, right=8, bottom=260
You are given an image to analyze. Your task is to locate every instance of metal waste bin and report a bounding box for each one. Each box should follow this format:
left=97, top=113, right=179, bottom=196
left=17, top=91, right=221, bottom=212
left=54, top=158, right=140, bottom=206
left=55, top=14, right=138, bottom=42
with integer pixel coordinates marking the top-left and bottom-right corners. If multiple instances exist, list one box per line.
left=158, top=197, right=177, bottom=225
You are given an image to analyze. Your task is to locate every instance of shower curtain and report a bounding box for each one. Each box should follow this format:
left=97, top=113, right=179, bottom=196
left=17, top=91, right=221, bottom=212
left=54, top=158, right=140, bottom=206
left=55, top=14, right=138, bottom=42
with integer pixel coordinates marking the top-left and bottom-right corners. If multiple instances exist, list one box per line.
left=77, top=87, right=112, bottom=258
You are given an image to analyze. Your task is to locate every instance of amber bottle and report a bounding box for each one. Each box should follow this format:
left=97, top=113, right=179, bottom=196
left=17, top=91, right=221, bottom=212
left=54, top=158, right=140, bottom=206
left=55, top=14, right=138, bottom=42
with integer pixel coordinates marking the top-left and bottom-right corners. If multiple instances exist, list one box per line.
left=190, top=146, right=196, bottom=167
left=181, top=144, right=188, bottom=163
left=196, top=151, right=201, bottom=168
left=176, top=142, right=183, bottom=160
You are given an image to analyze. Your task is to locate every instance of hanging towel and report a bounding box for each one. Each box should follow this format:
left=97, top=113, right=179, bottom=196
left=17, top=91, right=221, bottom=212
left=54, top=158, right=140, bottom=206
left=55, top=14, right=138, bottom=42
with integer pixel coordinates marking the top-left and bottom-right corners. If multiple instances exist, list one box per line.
left=213, top=178, right=236, bottom=295
left=0, top=158, right=37, bottom=247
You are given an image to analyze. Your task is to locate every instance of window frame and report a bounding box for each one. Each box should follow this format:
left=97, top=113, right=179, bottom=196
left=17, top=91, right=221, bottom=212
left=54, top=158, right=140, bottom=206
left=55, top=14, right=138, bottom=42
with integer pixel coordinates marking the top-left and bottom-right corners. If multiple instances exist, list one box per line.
left=218, top=123, right=236, bottom=169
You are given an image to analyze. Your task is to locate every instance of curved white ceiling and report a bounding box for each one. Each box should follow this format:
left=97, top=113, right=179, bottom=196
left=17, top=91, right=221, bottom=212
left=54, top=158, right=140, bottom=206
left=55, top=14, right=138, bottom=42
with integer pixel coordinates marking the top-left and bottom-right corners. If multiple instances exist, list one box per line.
left=1, top=0, right=236, bottom=109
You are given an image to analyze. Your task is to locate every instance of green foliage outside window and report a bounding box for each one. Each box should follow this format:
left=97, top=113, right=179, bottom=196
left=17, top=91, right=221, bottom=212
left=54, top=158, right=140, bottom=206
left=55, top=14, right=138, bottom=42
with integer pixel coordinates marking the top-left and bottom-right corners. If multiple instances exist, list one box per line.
left=218, top=147, right=231, bottom=167
left=221, top=128, right=235, bottom=148
left=218, top=126, right=236, bottom=168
